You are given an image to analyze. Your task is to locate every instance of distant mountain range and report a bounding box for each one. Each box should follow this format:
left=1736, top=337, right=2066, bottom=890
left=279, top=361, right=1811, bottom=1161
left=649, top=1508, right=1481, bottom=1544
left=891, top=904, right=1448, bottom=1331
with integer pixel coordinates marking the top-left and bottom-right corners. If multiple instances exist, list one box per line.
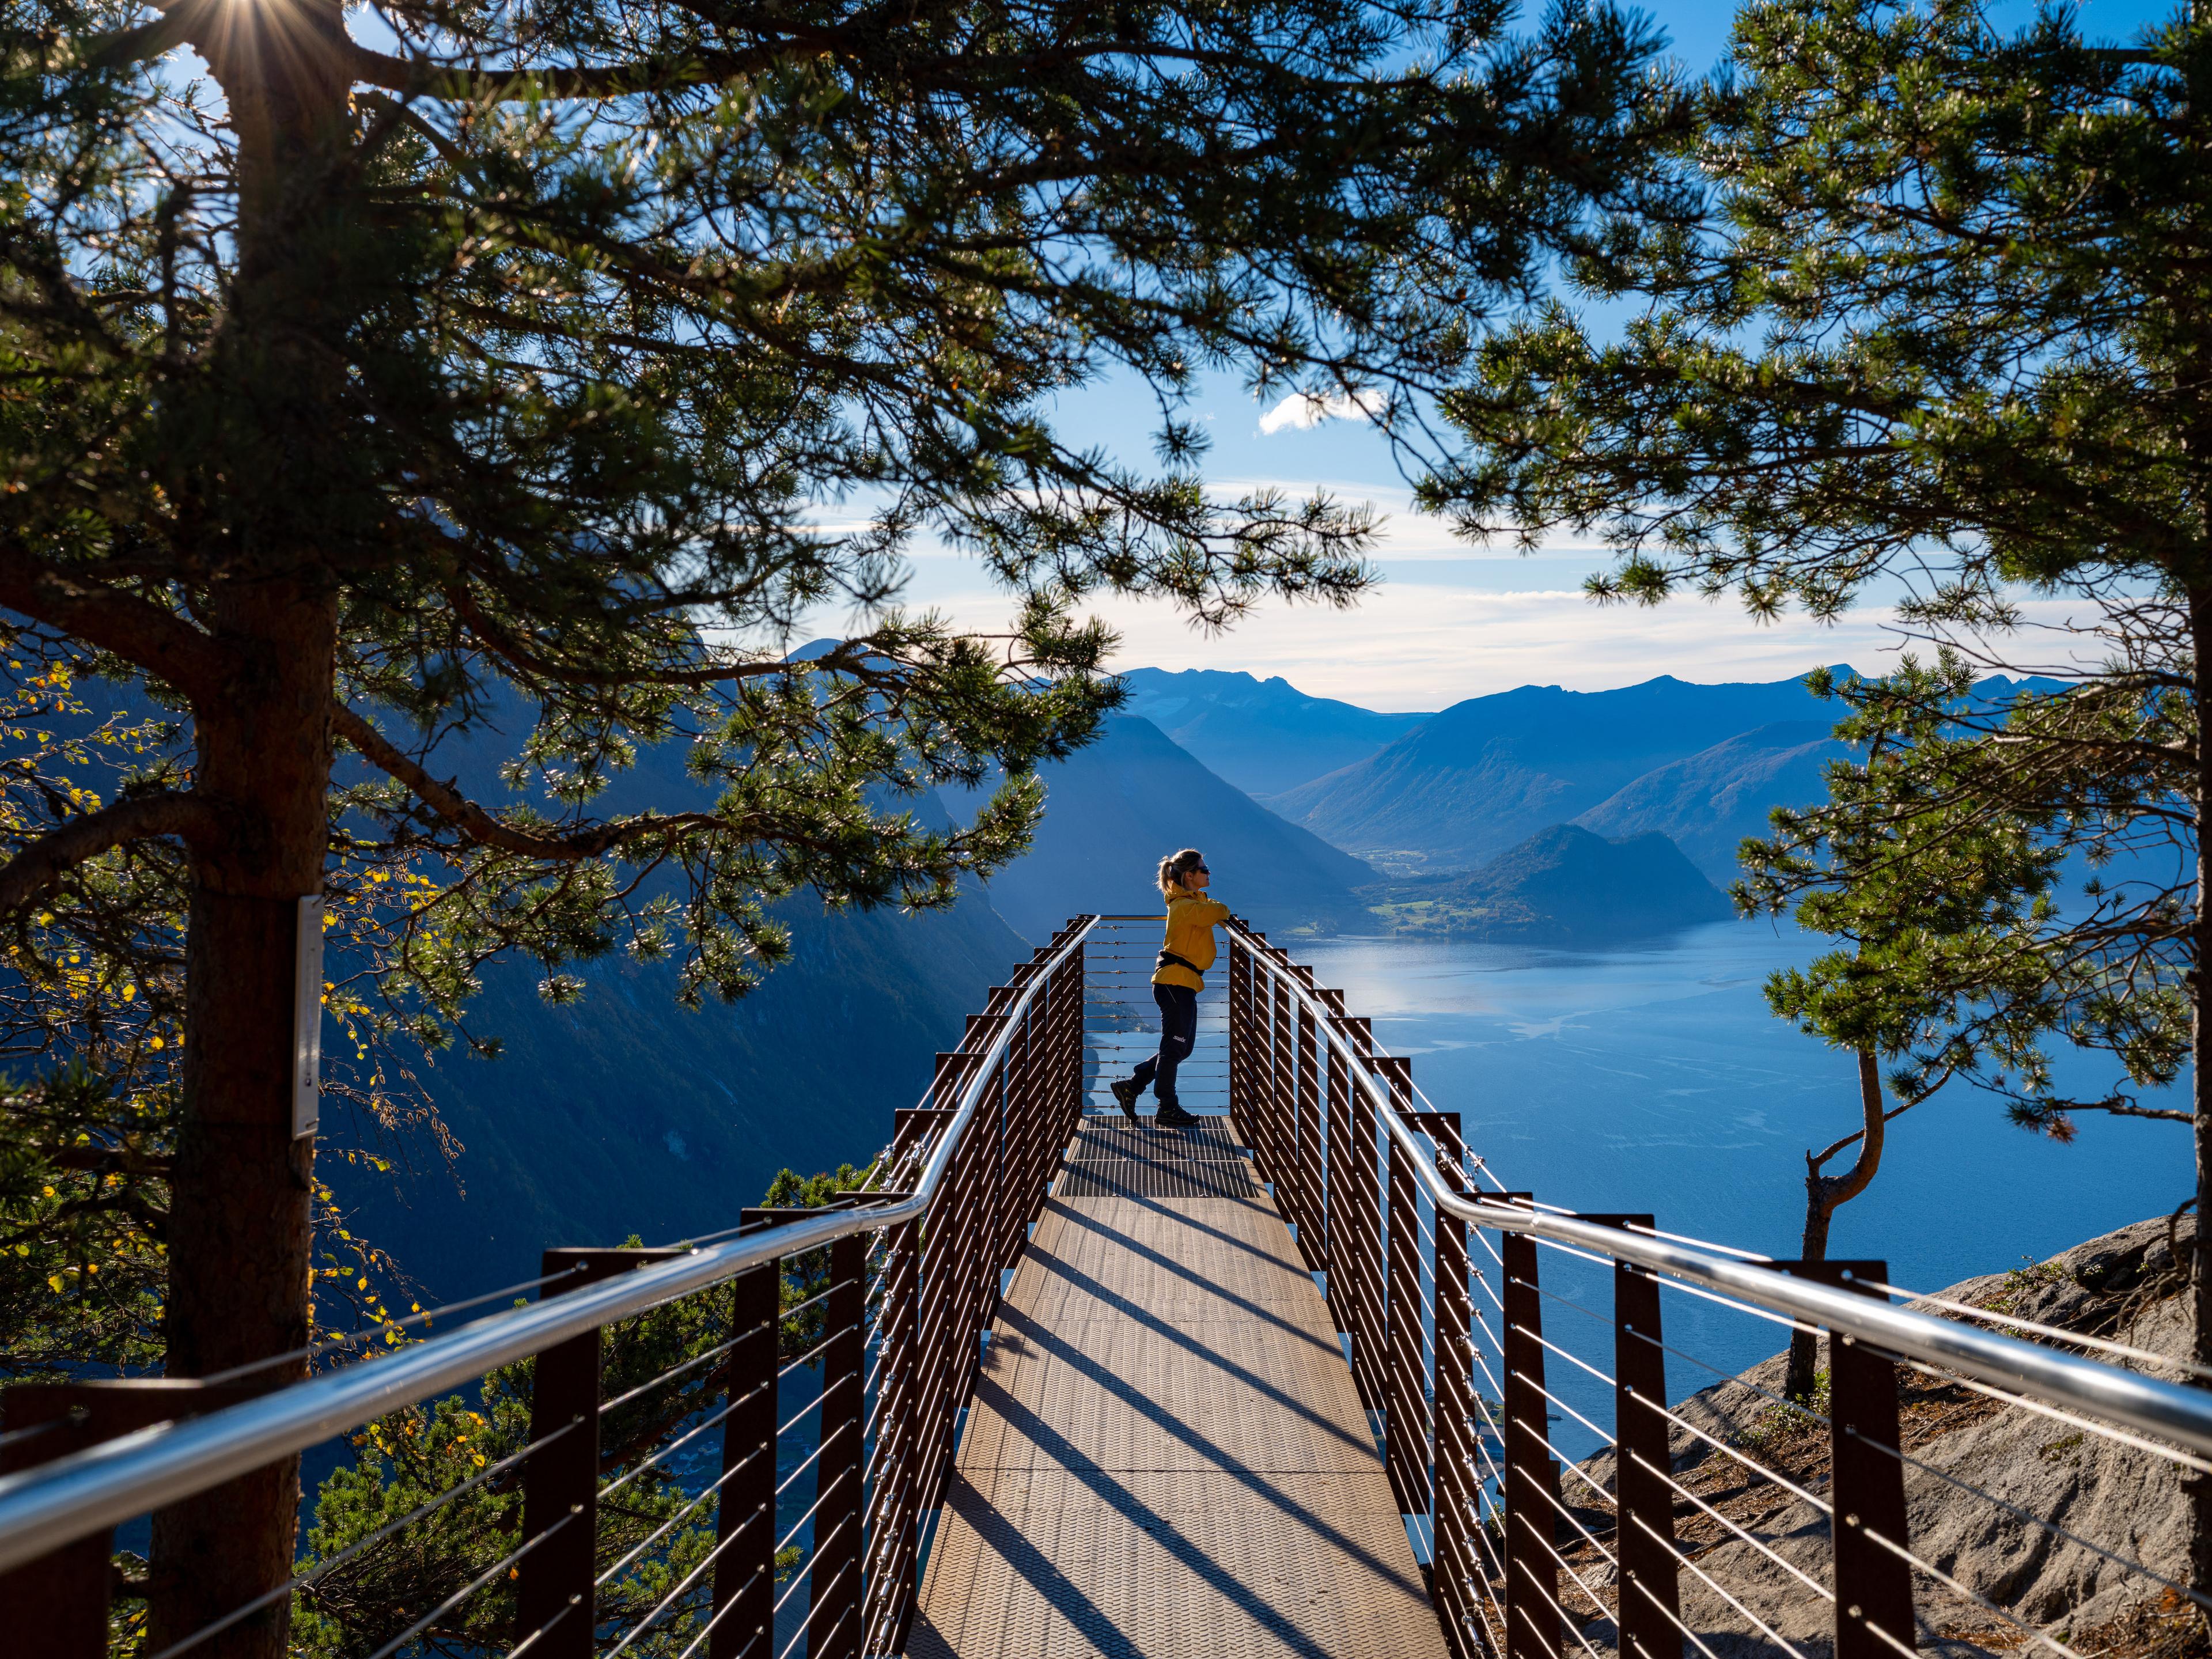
left=1370, top=824, right=1732, bottom=944
left=51, top=657, right=2018, bottom=1308
left=950, top=714, right=1376, bottom=941
left=1118, top=667, right=1430, bottom=797
left=1571, top=721, right=1847, bottom=884
left=1271, top=672, right=1851, bottom=873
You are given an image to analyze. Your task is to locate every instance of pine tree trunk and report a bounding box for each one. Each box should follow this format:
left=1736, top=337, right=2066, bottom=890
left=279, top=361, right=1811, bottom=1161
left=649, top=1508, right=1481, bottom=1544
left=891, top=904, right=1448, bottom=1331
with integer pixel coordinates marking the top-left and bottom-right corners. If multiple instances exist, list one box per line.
left=1786, top=1048, right=1889, bottom=1403
left=147, top=582, right=337, bottom=1659
left=1785, top=1188, right=1835, bottom=1403
left=2191, top=587, right=2212, bottom=1594
left=143, top=1, right=351, bottom=1645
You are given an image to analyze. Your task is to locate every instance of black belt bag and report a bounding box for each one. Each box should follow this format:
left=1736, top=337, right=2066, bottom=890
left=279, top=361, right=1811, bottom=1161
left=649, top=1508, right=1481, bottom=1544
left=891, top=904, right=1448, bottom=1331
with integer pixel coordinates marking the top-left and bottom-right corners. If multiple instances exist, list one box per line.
left=1156, top=949, right=1200, bottom=976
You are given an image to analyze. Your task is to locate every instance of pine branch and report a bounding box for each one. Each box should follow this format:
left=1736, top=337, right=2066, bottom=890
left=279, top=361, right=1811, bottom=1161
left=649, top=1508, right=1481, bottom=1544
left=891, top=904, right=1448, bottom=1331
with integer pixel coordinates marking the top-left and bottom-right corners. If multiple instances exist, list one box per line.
left=331, top=703, right=722, bottom=860
left=0, top=547, right=225, bottom=703
left=0, top=791, right=220, bottom=915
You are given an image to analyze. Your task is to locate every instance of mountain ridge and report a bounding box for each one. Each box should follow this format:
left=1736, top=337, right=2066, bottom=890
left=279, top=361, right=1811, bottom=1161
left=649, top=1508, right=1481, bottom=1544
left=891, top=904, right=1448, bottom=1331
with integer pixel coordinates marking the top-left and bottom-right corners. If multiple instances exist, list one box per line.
left=1274, top=671, right=1856, bottom=872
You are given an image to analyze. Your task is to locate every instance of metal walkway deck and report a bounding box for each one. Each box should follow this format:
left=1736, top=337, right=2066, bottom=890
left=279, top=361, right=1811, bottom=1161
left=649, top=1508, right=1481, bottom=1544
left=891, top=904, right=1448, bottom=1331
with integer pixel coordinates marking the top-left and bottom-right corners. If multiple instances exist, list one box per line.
left=906, top=1119, right=1450, bottom=1658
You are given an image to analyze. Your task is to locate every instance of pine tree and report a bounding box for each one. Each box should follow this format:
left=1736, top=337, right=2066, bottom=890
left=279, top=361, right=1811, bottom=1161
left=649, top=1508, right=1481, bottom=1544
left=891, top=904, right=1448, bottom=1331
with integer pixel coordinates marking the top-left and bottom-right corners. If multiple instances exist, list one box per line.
left=0, top=0, right=1676, bottom=1646
left=1430, top=0, right=2212, bottom=1577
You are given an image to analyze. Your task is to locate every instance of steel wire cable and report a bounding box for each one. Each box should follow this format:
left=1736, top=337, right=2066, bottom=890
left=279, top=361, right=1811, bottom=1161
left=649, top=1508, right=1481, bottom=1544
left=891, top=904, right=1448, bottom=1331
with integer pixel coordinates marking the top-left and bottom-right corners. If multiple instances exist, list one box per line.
left=1853, top=1512, right=2082, bottom=1659
left=369, top=1507, right=578, bottom=1659
left=1505, top=1315, right=1619, bottom=1393
left=1620, top=1323, right=1832, bottom=1428
left=597, top=1440, right=768, bottom=1588
left=1615, top=1513, right=1744, bottom=1659
left=1630, top=1505, right=1816, bottom=1659
left=1515, top=1531, right=1613, bottom=1659
left=790, top=1591, right=857, bottom=1659
left=143, top=1414, right=585, bottom=1659
left=600, top=1379, right=766, bottom=1500
left=1533, top=1236, right=1629, bottom=1274
left=200, top=1263, right=589, bottom=1384
left=774, top=1316, right=861, bottom=1389
left=1524, top=1204, right=1778, bottom=1267
left=1855, top=1276, right=2212, bottom=1382
left=1518, top=1435, right=1623, bottom=1561
left=1631, top=1393, right=1835, bottom=1514
left=1463, top=1334, right=1511, bottom=1410
left=1618, top=1446, right=1835, bottom=1604
left=1657, top=1272, right=1825, bottom=1338
left=0, top=1418, right=63, bottom=1450
left=1845, top=1418, right=2211, bottom=1613
left=1522, top=1381, right=1621, bottom=1473
left=1892, top=1354, right=2212, bottom=1475
left=772, top=1459, right=858, bottom=1559
left=1622, top=1220, right=1774, bottom=1264
left=669, top=1563, right=767, bottom=1659
left=601, top=1487, right=766, bottom=1659
left=772, top=1413, right=855, bottom=1502
left=598, top=1326, right=758, bottom=1417
left=776, top=1545, right=855, bottom=1654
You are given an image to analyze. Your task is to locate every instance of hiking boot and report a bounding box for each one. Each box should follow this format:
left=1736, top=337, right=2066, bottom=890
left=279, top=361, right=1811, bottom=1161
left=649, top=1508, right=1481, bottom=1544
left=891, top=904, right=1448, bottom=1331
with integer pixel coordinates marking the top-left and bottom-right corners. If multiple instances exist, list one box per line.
left=1109, top=1078, right=1141, bottom=1123
left=1154, top=1101, right=1199, bottom=1129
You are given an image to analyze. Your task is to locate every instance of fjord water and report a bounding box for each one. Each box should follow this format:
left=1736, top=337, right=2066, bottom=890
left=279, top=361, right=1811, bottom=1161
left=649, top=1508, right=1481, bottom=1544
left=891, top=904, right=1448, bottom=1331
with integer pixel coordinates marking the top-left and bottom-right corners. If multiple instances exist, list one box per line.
left=1293, top=922, right=2186, bottom=1434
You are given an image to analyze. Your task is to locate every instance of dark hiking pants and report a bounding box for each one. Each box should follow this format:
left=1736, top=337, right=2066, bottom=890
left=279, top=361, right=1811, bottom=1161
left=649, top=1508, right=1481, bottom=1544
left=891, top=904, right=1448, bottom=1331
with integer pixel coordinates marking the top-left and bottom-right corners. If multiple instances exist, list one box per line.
left=1129, top=983, right=1198, bottom=1109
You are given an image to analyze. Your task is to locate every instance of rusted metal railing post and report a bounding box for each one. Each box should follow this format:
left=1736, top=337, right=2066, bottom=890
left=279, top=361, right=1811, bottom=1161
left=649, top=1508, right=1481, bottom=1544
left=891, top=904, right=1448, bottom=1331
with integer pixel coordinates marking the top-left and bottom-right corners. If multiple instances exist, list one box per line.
left=1378, top=1056, right=1429, bottom=1516
left=1319, top=988, right=1354, bottom=1336
left=1416, top=1112, right=1480, bottom=1658
left=517, top=1247, right=688, bottom=1659
left=1268, top=968, right=1297, bottom=1200
left=859, top=1216, right=918, bottom=1654
left=808, top=1233, right=867, bottom=1658
left=1342, top=1020, right=1387, bottom=1416
left=1293, top=983, right=1324, bottom=1271
left=1778, top=1258, right=1916, bottom=1659
left=1238, top=933, right=1272, bottom=1169
left=2, top=1380, right=261, bottom=1659
left=1581, top=1214, right=1681, bottom=1659
left=1496, top=1203, right=1560, bottom=1659
left=709, top=1262, right=779, bottom=1659
left=1226, top=940, right=1245, bottom=1130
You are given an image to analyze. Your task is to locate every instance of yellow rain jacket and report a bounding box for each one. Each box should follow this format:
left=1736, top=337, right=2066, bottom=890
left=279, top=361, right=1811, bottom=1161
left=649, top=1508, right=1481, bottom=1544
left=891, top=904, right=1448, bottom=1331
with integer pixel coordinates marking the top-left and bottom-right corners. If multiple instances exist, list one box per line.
left=1152, top=891, right=1231, bottom=991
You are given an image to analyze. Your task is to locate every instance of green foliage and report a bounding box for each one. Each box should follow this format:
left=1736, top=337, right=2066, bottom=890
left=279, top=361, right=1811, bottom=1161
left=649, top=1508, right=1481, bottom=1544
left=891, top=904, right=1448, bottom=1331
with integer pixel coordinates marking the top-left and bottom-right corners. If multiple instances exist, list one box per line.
left=0, top=0, right=1679, bottom=1404
left=1429, top=0, right=2209, bottom=1142
left=761, top=1161, right=868, bottom=1358
left=0, top=0, right=1685, bottom=1058
left=0, top=1065, right=165, bottom=1376
left=1734, top=653, right=2193, bottom=1135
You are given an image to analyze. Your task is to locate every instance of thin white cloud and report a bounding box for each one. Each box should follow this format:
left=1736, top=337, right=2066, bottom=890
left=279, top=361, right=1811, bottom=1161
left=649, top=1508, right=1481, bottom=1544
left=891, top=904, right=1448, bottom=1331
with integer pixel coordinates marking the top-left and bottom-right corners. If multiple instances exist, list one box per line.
left=1256, top=389, right=1387, bottom=435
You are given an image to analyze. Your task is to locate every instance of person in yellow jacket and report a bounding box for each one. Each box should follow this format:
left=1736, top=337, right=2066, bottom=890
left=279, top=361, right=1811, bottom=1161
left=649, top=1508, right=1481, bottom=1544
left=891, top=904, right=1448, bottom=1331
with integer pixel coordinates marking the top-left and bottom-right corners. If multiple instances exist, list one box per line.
left=1111, top=847, right=1228, bottom=1129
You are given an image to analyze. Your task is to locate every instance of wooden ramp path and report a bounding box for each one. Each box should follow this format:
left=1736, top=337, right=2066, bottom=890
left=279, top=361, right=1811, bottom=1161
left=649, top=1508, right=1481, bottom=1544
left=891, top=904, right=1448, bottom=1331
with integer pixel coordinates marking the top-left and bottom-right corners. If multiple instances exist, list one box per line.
left=906, top=1119, right=1451, bottom=1658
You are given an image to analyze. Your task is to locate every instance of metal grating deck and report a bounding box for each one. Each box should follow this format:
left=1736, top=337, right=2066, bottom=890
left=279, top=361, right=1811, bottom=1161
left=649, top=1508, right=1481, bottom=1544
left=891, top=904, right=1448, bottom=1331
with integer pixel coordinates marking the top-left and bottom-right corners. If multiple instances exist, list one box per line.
left=905, top=1121, right=1449, bottom=1657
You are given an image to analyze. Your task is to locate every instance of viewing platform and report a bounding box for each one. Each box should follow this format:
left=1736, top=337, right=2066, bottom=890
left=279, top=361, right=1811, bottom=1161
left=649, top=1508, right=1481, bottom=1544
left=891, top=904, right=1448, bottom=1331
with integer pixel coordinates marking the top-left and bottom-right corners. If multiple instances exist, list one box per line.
left=911, top=1121, right=1445, bottom=1657
left=3, top=914, right=2209, bottom=1659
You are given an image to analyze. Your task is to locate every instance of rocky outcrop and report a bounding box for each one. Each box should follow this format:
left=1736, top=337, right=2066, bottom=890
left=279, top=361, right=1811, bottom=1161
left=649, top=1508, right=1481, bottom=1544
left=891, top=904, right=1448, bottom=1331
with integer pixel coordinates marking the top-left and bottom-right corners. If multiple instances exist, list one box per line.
left=1540, top=1215, right=2202, bottom=1658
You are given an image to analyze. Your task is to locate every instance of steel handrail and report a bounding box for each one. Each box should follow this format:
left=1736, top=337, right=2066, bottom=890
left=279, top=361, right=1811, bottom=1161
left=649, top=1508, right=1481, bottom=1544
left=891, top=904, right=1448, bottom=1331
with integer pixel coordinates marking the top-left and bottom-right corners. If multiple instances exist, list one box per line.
left=0, top=916, right=1100, bottom=1574
left=1226, top=922, right=2212, bottom=1461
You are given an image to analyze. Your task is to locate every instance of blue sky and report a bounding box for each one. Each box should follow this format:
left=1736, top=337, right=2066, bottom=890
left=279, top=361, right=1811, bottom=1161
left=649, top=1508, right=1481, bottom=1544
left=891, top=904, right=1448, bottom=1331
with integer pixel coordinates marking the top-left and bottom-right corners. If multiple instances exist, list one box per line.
left=885, top=0, right=2179, bottom=713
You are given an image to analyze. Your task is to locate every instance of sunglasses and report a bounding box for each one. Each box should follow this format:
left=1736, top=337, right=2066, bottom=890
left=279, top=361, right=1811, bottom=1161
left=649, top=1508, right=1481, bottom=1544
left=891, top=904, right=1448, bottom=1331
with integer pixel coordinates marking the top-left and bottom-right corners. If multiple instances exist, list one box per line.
left=1190, top=865, right=1210, bottom=875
